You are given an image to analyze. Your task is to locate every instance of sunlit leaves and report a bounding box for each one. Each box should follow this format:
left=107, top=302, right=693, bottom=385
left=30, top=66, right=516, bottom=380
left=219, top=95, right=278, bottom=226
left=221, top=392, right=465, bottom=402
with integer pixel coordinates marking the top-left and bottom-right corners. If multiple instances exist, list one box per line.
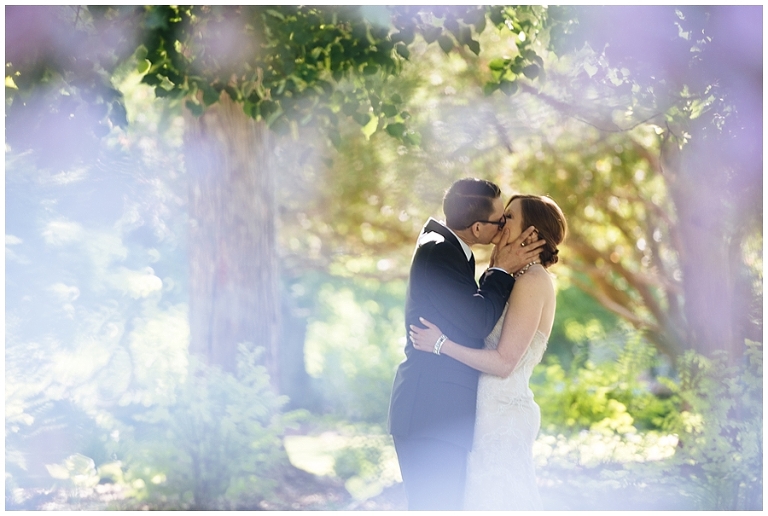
left=6, top=5, right=567, bottom=151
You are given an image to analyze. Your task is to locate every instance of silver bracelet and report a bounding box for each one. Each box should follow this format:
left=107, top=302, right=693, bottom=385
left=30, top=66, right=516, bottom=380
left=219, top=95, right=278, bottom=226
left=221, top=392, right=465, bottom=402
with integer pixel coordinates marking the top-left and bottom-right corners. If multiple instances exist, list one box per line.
left=433, top=334, right=448, bottom=355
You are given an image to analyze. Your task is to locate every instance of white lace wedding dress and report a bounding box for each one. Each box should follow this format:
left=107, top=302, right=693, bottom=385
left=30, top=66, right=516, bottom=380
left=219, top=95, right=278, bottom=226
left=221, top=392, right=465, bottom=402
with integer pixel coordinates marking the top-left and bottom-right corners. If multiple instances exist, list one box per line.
left=464, top=304, right=547, bottom=510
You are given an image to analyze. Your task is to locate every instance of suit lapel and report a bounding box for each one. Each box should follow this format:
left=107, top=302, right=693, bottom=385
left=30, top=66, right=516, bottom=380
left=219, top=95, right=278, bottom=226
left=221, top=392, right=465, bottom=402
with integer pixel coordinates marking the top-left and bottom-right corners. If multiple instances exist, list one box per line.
left=421, top=218, right=475, bottom=277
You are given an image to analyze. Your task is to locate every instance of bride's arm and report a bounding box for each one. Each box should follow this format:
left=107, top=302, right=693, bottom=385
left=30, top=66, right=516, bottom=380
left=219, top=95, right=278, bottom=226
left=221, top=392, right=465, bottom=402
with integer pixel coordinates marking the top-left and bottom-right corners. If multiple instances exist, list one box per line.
left=410, top=272, right=547, bottom=377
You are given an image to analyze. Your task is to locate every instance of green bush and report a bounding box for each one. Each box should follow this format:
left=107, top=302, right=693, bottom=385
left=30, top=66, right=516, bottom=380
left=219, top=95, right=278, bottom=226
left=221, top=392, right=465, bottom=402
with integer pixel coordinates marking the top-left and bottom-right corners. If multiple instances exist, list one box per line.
left=531, top=338, right=762, bottom=511
left=304, top=279, right=406, bottom=424
left=532, top=332, right=676, bottom=435
left=108, top=345, right=295, bottom=510
left=657, top=340, right=762, bottom=510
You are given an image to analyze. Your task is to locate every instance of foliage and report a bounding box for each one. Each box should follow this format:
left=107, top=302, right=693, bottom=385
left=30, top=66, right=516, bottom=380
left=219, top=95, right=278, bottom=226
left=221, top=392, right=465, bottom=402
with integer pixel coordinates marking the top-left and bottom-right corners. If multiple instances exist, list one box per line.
left=518, top=6, right=762, bottom=361
left=657, top=340, right=763, bottom=510
left=4, top=6, right=762, bottom=509
left=532, top=338, right=762, bottom=510
left=98, top=345, right=293, bottom=510
left=331, top=431, right=399, bottom=500
left=6, top=5, right=552, bottom=162
left=303, top=277, right=406, bottom=424
left=533, top=331, right=676, bottom=435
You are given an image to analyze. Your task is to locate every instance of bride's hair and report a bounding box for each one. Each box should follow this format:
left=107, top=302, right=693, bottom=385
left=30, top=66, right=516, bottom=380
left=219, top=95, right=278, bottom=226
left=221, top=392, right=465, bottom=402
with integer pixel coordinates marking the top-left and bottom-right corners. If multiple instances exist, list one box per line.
left=509, top=194, right=567, bottom=268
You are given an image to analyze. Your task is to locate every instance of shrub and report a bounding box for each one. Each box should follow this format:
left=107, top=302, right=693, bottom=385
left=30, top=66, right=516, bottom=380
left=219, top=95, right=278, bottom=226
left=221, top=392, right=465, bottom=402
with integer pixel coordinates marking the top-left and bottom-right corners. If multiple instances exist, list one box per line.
left=108, top=345, right=294, bottom=510
left=532, top=332, right=676, bottom=435
left=658, top=340, right=762, bottom=510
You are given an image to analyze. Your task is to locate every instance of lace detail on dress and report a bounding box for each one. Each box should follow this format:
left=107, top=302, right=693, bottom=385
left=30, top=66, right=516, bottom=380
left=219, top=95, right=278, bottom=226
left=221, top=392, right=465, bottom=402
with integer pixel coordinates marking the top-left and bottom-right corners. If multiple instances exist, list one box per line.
left=464, top=304, right=547, bottom=510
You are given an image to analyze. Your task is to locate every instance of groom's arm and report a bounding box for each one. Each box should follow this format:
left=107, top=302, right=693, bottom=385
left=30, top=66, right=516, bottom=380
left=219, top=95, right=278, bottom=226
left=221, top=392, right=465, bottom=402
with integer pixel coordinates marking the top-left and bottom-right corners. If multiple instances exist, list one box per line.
left=421, top=244, right=514, bottom=342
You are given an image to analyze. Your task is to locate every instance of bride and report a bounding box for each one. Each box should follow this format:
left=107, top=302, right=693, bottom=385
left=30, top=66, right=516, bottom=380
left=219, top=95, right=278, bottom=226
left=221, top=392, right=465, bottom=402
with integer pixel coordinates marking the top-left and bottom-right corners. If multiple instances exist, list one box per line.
left=409, top=194, right=567, bottom=510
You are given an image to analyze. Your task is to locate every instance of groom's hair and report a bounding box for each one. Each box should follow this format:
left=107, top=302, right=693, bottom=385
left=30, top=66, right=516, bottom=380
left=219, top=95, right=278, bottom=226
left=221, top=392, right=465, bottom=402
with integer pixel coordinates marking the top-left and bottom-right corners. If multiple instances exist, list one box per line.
left=443, top=178, right=501, bottom=230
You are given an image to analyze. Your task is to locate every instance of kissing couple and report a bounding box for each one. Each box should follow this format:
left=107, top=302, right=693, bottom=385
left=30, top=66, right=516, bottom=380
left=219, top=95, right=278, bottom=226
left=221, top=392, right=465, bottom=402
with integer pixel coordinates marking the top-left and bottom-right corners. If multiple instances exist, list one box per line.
left=388, top=177, right=568, bottom=510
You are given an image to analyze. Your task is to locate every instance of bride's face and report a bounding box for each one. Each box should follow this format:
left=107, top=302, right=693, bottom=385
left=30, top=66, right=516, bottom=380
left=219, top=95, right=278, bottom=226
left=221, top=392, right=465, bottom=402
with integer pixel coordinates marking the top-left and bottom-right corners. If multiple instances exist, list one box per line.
left=492, top=198, right=524, bottom=246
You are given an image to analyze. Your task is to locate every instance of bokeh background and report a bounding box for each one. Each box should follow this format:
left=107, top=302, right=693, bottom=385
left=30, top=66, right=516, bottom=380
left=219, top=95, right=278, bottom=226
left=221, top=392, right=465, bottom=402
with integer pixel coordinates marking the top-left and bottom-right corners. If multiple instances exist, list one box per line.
left=5, top=5, right=762, bottom=510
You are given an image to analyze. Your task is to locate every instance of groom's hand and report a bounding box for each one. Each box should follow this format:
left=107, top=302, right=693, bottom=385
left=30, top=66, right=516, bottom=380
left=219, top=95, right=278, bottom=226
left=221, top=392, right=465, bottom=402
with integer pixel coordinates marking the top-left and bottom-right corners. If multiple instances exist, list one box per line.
left=494, top=226, right=545, bottom=275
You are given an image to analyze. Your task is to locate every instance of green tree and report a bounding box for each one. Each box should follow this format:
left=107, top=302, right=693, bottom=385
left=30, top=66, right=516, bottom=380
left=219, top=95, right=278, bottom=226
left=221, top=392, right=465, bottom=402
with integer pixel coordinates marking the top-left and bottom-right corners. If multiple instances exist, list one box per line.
left=338, top=6, right=762, bottom=363
left=5, top=5, right=551, bottom=383
left=525, top=6, right=761, bottom=362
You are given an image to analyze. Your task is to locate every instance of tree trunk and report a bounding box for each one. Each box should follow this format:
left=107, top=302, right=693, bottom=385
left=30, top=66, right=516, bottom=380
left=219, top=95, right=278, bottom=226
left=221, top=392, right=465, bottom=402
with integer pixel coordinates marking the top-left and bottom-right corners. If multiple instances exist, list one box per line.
left=184, top=94, right=280, bottom=381
left=662, top=134, right=741, bottom=364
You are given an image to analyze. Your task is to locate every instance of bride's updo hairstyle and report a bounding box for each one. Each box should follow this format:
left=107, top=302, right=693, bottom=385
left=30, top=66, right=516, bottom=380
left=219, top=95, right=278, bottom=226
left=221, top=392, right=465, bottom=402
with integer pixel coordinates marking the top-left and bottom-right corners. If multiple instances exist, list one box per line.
left=510, top=194, right=567, bottom=268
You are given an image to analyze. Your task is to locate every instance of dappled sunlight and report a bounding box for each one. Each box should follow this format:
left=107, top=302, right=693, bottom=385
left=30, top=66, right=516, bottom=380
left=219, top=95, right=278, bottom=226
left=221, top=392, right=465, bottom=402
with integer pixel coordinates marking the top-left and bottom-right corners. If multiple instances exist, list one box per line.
left=5, top=5, right=761, bottom=511
left=284, top=432, right=401, bottom=500
left=107, top=267, right=163, bottom=298
left=534, top=431, right=678, bottom=468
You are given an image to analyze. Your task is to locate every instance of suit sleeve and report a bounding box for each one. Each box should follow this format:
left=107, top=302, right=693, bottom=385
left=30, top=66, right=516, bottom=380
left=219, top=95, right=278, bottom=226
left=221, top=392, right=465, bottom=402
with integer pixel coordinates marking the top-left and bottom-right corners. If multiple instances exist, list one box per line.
left=421, top=243, right=514, bottom=341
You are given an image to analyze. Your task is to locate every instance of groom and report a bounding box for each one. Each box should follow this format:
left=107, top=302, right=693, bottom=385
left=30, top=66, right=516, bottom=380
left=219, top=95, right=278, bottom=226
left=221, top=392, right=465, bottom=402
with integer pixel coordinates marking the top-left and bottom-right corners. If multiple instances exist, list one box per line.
left=388, top=178, right=544, bottom=510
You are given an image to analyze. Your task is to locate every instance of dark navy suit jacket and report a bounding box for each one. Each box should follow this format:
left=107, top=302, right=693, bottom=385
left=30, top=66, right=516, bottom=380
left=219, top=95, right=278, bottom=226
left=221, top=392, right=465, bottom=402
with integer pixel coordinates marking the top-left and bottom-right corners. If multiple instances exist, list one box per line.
left=388, top=218, right=514, bottom=450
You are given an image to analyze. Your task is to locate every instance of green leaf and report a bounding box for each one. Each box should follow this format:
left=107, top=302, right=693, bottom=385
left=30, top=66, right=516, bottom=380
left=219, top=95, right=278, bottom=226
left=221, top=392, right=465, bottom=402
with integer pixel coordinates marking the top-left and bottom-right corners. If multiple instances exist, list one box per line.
left=134, top=45, right=148, bottom=61
left=404, top=131, right=421, bottom=146
left=243, top=101, right=257, bottom=119
left=381, top=104, right=397, bottom=117
left=109, top=100, right=128, bottom=127
left=444, top=18, right=460, bottom=38
left=499, top=80, right=518, bottom=96
left=353, top=112, right=371, bottom=126
left=368, top=93, right=381, bottom=110
left=458, top=26, right=472, bottom=45
left=328, top=129, right=342, bottom=149
left=224, top=85, right=239, bottom=102
left=524, top=49, right=539, bottom=61
left=489, top=6, right=504, bottom=26
left=136, top=59, right=150, bottom=74
left=391, top=94, right=403, bottom=104
left=385, top=122, right=406, bottom=138
left=522, top=64, right=540, bottom=79
left=342, top=101, right=358, bottom=116
left=489, top=58, right=509, bottom=71
left=394, top=28, right=415, bottom=45
left=271, top=115, right=290, bottom=135
left=422, top=26, right=442, bottom=44
left=316, top=80, right=333, bottom=97
left=467, top=39, right=480, bottom=56
left=186, top=100, right=204, bottom=117
left=260, top=99, right=278, bottom=120
left=361, top=113, right=378, bottom=139
left=362, top=64, right=379, bottom=76
left=141, top=73, right=161, bottom=86
left=395, top=43, right=410, bottom=59
left=463, top=7, right=484, bottom=26
left=483, top=81, right=500, bottom=96
left=437, top=35, right=454, bottom=54
left=474, top=14, right=487, bottom=34
left=201, top=85, right=220, bottom=106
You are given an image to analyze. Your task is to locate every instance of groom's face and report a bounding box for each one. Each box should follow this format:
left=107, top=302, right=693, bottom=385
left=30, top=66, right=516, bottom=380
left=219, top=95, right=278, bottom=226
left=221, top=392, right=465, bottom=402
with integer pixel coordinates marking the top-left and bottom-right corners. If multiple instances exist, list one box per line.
left=476, top=197, right=506, bottom=245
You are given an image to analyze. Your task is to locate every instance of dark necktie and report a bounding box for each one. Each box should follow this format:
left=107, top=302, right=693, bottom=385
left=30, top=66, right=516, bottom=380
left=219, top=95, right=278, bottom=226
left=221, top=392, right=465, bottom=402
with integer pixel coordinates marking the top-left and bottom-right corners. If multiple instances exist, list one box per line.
left=469, top=253, right=476, bottom=274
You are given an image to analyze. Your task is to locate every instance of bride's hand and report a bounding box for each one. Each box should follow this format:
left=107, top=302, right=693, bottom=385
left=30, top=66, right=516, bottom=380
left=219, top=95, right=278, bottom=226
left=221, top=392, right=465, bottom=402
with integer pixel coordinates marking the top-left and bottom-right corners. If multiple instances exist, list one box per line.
left=409, top=318, right=444, bottom=353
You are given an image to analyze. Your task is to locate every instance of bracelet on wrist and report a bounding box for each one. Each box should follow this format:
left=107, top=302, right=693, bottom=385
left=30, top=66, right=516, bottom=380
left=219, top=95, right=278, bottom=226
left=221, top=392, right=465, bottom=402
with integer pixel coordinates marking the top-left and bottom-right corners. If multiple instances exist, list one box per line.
left=433, top=334, right=448, bottom=355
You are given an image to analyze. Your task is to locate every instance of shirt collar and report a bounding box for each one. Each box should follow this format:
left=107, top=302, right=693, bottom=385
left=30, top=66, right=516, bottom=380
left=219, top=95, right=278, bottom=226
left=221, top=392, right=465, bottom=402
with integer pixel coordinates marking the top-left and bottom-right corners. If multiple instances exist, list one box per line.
left=441, top=221, right=473, bottom=262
